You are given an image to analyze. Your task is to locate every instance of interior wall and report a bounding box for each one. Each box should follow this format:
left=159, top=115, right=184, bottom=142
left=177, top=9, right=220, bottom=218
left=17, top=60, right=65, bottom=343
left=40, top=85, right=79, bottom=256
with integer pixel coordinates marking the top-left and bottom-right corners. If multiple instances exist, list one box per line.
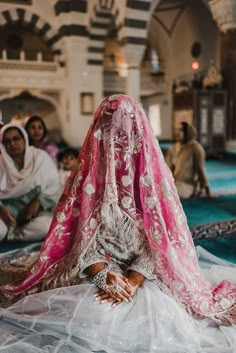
left=171, top=1, right=220, bottom=79
left=142, top=94, right=170, bottom=140
left=147, top=0, right=221, bottom=141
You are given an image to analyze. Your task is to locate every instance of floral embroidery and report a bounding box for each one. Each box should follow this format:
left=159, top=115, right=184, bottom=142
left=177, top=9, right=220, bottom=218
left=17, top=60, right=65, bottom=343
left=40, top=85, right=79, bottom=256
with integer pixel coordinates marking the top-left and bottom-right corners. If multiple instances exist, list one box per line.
left=141, top=175, right=152, bottom=187
left=219, top=298, right=232, bottom=310
left=130, top=131, right=142, bottom=154
left=145, top=196, right=157, bottom=209
left=54, top=224, right=70, bottom=239
left=177, top=213, right=185, bottom=226
left=121, top=196, right=132, bottom=209
left=90, top=218, right=97, bottom=230
left=121, top=175, right=132, bottom=187
left=94, top=129, right=102, bottom=140
left=57, top=212, right=66, bottom=223
left=200, top=301, right=209, bottom=312
left=178, top=235, right=186, bottom=247
left=123, top=100, right=133, bottom=113
left=84, top=184, right=95, bottom=196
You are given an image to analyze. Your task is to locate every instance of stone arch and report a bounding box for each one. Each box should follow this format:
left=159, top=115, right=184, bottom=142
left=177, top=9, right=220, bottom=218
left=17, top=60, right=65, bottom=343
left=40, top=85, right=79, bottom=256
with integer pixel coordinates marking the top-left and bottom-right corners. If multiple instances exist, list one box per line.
left=0, top=89, right=61, bottom=133
left=0, top=8, right=61, bottom=54
left=0, top=89, right=58, bottom=110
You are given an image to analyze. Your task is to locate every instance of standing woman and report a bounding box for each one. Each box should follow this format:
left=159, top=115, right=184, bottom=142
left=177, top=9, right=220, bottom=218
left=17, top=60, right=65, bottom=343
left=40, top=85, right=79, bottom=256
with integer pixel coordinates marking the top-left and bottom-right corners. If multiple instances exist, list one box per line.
left=25, top=115, right=59, bottom=166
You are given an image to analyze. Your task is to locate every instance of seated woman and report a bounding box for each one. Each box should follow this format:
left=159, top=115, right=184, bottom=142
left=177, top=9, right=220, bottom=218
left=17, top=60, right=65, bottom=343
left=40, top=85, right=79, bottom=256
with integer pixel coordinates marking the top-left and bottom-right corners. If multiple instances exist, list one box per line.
left=25, top=115, right=59, bottom=166
left=0, top=124, right=60, bottom=242
left=0, top=96, right=235, bottom=353
left=166, top=121, right=211, bottom=199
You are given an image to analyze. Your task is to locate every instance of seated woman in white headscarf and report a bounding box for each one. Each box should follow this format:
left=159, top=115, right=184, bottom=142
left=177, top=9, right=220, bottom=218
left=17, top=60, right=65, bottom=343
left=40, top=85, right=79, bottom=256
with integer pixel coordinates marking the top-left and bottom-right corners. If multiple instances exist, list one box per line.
left=0, top=124, right=60, bottom=242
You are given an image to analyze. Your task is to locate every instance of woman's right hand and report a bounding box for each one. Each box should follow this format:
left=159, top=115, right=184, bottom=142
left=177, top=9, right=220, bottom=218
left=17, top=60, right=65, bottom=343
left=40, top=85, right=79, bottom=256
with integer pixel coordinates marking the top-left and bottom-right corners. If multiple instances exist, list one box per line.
left=0, top=206, right=16, bottom=227
left=86, top=264, right=132, bottom=303
left=105, top=271, right=132, bottom=302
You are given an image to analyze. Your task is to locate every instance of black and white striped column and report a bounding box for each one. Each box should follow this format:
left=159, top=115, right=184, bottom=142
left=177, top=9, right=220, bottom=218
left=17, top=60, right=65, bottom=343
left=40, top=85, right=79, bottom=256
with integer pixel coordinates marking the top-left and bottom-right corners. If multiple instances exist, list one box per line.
left=119, top=0, right=152, bottom=101
left=87, top=0, right=118, bottom=66
left=119, top=0, right=151, bottom=47
left=54, top=0, right=88, bottom=39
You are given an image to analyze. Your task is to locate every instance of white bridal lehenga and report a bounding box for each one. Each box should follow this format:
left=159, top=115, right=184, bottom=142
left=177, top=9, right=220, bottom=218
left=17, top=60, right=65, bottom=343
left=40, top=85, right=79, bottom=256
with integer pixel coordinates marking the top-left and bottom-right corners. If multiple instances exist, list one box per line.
left=0, top=247, right=236, bottom=353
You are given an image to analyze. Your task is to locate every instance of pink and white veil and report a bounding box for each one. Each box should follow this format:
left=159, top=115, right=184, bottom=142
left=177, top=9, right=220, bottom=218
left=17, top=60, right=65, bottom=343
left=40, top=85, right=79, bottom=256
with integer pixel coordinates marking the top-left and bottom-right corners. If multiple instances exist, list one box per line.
left=1, top=95, right=236, bottom=324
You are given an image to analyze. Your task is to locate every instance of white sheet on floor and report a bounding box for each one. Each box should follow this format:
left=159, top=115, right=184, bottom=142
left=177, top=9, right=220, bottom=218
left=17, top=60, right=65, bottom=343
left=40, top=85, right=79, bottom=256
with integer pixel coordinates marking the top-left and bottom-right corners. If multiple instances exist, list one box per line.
left=0, top=246, right=236, bottom=353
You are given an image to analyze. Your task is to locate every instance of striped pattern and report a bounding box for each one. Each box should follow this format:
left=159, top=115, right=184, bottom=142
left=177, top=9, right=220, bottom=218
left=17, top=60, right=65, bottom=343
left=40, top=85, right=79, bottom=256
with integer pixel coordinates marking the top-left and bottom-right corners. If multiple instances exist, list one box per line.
left=0, top=1, right=153, bottom=67
left=54, top=0, right=87, bottom=15
left=54, top=0, right=88, bottom=39
left=0, top=8, right=60, bottom=50
left=87, top=0, right=117, bottom=65
left=88, top=0, right=152, bottom=66
left=119, top=0, right=152, bottom=47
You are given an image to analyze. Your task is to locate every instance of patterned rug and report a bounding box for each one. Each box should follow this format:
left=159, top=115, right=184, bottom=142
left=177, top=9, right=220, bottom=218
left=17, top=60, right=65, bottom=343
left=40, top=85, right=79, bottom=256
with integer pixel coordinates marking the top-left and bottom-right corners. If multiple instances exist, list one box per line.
left=0, top=243, right=41, bottom=286
left=191, top=219, right=236, bottom=242
left=190, top=219, right=236, bottom=263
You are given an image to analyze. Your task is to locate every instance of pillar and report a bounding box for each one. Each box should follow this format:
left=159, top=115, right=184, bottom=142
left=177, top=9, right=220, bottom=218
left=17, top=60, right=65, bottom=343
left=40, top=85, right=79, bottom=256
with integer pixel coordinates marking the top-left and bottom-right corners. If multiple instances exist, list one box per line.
left=209, top=0, right=236, bottom=150
left=120, top=44, right=146, bottom=102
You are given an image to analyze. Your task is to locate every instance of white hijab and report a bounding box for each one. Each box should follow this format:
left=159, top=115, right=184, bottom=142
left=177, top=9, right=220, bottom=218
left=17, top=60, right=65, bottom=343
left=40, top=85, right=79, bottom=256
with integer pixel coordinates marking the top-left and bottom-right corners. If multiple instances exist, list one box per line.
left=0, top=123, right=59, bottom=201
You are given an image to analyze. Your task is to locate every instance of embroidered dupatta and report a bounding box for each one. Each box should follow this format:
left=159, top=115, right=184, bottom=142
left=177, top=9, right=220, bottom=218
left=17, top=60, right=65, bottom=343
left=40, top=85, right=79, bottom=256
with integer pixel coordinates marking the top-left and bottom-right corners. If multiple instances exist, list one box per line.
left=1, top=95, right=236, bottom=324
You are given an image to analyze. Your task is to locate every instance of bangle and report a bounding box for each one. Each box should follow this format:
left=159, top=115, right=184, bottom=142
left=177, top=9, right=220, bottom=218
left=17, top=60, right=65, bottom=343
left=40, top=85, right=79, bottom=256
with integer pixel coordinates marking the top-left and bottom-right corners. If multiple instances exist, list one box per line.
left=92, top=268, right=108, bottom=290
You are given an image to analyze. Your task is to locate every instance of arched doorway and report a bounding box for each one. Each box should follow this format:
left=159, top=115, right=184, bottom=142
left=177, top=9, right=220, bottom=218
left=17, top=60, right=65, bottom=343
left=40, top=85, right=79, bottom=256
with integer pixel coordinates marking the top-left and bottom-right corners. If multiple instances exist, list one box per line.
left=0, top=91, right=62, bottom=144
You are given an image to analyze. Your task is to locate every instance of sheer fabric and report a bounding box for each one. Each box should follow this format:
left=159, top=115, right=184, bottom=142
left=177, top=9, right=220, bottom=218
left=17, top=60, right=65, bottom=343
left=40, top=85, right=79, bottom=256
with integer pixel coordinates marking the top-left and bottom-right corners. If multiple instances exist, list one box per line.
left=1, top=95, right=236, bottom=326
left=0, top=248, right=236, bottom=353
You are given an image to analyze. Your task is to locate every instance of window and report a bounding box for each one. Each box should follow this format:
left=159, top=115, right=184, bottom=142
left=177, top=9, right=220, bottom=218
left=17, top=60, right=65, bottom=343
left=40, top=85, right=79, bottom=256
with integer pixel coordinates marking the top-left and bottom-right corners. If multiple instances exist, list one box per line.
left=151, top=49, right=159, bottom=73
left=149, top=104, right=161, bottom=137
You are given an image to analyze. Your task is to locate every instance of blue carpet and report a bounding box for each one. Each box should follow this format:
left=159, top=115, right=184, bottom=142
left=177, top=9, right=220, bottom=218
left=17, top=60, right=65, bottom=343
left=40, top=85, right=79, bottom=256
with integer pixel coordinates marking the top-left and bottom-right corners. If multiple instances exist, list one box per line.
left=205, top=160, right=236, bottom=195
left=182, top=159, right=236, bottom=263
left=182, top=195, right=236, bottom=227
left=195, top=235, right=236, bottom=263
left=0, top=241, right=34, bottom=254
